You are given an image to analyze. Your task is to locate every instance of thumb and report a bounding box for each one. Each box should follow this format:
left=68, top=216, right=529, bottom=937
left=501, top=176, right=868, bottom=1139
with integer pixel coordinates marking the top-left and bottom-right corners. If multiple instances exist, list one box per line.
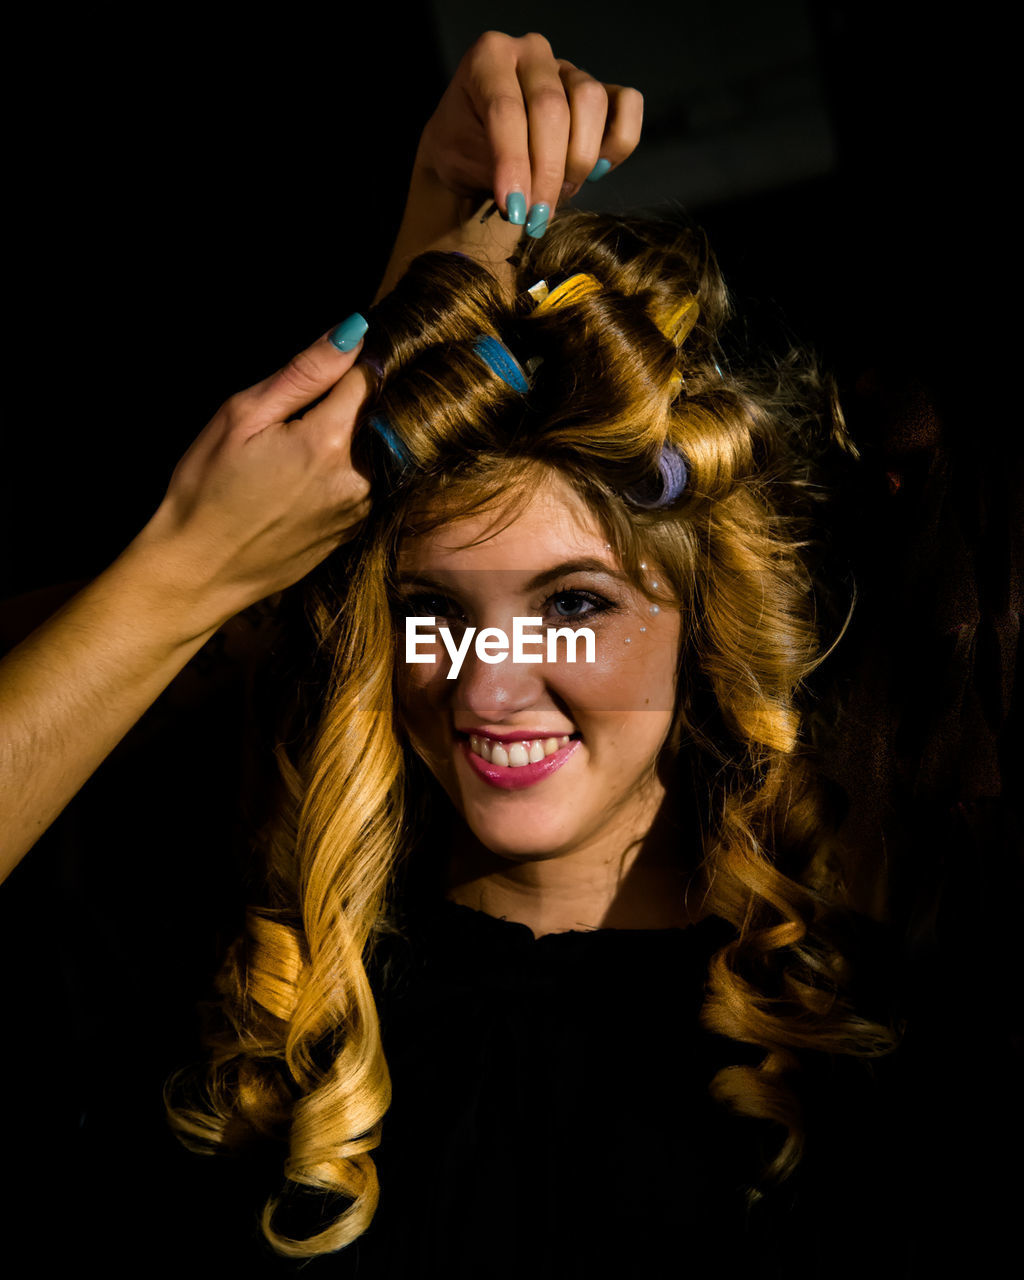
left=242, top=313, right=369, bottom=427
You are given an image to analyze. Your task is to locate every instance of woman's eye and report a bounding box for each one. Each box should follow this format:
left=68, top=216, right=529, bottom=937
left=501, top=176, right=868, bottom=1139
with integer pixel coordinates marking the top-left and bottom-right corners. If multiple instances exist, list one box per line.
left=395, top=593, right=462, bottom=622
left=394, top=588, right=612, bottom=624
left=547, top=590, right=612, bottom=621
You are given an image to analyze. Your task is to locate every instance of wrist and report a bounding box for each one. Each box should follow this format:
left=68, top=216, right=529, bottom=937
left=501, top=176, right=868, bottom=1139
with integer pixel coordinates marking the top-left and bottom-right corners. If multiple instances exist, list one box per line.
left=409, top=135, right=482, bottom=223
left=111, top=512, right=244, bottom=647
left=374, top=156, right=522, bottom=305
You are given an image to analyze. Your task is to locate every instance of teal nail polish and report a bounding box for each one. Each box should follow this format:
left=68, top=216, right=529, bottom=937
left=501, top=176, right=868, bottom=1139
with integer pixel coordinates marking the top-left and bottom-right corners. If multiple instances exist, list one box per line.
left=586, top=158, right=612, bottom=182
left=507, top=191, right=526, bottom=225
left=525, top=201, right=550, bottom=239
left=328, top=312, right=368, bottom=352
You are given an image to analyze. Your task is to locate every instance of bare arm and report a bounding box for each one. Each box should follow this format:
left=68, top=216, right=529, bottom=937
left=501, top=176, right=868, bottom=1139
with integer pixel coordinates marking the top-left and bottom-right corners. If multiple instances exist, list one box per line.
left=0, top=329, right=373, bottom=885
left=0, top=537, right=226, bottom=882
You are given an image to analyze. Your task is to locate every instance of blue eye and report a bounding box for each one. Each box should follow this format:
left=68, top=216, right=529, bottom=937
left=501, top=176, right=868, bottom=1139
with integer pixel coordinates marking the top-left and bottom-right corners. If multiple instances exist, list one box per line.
left=548, top=590, right=611, bottom=620
left=393, top=587, right=614, bottom=625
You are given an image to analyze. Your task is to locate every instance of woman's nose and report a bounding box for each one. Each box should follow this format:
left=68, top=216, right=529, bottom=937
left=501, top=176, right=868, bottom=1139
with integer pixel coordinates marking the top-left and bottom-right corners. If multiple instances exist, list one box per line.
left=452, top=639, right=547, bottom=724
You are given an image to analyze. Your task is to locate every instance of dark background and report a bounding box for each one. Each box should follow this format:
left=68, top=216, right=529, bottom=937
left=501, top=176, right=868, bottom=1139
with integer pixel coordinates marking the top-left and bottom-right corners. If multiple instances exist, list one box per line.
left=2, top=2, right=1019, bottom=1273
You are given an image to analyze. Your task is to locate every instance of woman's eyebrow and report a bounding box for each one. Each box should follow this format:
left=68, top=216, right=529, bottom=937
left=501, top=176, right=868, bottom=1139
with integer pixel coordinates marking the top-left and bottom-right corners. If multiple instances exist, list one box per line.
left=393, top=559, right=625, bottom=593
left=523, top=559, right=626, bottom=591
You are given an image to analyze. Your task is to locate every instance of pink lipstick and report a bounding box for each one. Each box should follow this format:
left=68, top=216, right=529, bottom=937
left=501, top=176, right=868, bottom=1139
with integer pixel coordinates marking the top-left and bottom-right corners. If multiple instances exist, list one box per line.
left=459, top=737, right=581, bottom=791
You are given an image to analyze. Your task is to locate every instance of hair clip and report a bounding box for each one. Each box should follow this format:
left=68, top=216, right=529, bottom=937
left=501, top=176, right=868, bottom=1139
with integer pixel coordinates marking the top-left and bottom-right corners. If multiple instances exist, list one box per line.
left=624, top=445, right=689, bottom=509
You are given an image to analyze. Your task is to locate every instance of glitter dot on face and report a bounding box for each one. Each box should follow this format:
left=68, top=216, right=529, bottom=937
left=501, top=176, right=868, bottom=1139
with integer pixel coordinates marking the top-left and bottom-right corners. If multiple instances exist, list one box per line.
left=649, top=604, right=660, bottom=616
left=639, top=626, right=647, bottom=633
left=651, top=580, right=660, bottom=590
left=624, top=637, right=632, bottom=644
left=640, top=562, right=647, bottom=570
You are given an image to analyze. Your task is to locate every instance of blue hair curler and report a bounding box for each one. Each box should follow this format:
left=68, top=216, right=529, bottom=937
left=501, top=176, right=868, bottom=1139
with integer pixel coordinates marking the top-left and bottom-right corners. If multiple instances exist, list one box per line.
left=367, top=414, right=414, bottom=471
left=472, top=336, right=530, bottom=394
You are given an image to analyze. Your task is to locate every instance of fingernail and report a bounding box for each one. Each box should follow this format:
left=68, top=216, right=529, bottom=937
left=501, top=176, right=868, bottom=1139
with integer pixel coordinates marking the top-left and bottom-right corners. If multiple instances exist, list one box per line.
left=525, top=202, right=550, bottom=239
left=586, top=158, right=612, bottom=182
left=328, top=312, right=368, bottom=352
left=506, top=191, right=526, bottom=225
left=560, top=180, right=577, bottom=201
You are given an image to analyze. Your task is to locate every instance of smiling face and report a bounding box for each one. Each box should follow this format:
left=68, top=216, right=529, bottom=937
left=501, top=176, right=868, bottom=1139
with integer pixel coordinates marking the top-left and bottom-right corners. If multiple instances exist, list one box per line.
left=393, top=468, right=682, bottom=872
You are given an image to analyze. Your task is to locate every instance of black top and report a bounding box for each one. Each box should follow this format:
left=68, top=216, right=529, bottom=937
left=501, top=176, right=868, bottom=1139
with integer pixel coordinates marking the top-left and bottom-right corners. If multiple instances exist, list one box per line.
left=261, top=896, right=905, bottom=1279
left=365, top=900, right=754, bottom=1276
left=53, top=883, right=919, bottom=1278
left=42, top=836, right=1012, bottom=1278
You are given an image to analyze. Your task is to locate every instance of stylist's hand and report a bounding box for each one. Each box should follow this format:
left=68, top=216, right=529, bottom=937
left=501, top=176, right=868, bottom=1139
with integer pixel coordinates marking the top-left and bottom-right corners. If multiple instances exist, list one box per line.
left=136, top=315, right=373, bottom=632
left=417, top=30, right=644, bottom=234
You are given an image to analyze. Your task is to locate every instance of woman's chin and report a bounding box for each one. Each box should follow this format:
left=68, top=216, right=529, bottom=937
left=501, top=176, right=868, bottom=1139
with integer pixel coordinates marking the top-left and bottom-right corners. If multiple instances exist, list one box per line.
left=471, top=825, right=585, bottom=863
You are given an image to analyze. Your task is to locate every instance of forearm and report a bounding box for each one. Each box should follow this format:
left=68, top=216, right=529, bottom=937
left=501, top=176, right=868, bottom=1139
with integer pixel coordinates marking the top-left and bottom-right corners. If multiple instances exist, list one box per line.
left=373, top=147, right=523, bottom=305
left=0, top=529, right=226, bottom=884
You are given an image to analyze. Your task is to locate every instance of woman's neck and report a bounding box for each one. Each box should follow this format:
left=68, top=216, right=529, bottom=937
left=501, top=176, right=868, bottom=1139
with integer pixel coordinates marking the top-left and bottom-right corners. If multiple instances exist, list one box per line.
left=442, top=797, right=706, bottom=939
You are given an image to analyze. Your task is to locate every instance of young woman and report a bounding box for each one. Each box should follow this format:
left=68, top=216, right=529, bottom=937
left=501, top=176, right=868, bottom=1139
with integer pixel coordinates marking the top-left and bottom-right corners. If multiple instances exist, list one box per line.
left=0, top=31, right=900, bottom=1276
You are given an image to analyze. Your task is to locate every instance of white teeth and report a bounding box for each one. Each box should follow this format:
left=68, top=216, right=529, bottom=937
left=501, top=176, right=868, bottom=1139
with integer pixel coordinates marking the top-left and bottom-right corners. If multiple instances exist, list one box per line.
left=466, top=733, right=573, bottom=767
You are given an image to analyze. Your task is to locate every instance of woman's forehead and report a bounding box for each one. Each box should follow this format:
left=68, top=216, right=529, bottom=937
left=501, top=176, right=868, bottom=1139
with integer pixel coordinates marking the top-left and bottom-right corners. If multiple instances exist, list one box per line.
left=397, top=470, right=611, bottom=572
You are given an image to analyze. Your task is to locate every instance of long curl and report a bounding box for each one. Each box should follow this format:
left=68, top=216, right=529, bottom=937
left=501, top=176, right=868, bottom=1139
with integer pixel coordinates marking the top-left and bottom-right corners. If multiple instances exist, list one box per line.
left=166, top=208, right=898, bottom=1255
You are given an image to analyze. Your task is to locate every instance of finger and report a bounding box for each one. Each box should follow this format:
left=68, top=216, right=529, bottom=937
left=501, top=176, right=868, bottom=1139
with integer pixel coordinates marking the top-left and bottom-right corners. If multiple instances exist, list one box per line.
left=555, top=60, right=612, bottom=201
left=240, top=313, right=369, bottom=428
left=298, top=359, right=377, bottom=461
left=515, top=35, right=572, bottom=237
left=600, top=84, right=645, bottom=171
left=464, top=31, right=533, bottom=221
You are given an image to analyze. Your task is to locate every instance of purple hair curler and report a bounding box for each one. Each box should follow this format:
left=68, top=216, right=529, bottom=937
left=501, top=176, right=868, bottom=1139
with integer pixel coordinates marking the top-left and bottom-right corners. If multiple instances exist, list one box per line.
left=625, top=445, right=689, bottom=509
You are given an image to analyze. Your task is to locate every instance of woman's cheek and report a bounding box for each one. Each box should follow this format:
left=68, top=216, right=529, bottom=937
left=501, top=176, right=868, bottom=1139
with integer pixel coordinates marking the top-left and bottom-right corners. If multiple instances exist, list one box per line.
left=550, top=617, right=679, bottom=715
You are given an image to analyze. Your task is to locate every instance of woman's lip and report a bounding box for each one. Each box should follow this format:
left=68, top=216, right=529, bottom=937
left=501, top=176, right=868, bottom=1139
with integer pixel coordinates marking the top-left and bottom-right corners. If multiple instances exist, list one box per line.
left=458, top=738, right=581, bottom=791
